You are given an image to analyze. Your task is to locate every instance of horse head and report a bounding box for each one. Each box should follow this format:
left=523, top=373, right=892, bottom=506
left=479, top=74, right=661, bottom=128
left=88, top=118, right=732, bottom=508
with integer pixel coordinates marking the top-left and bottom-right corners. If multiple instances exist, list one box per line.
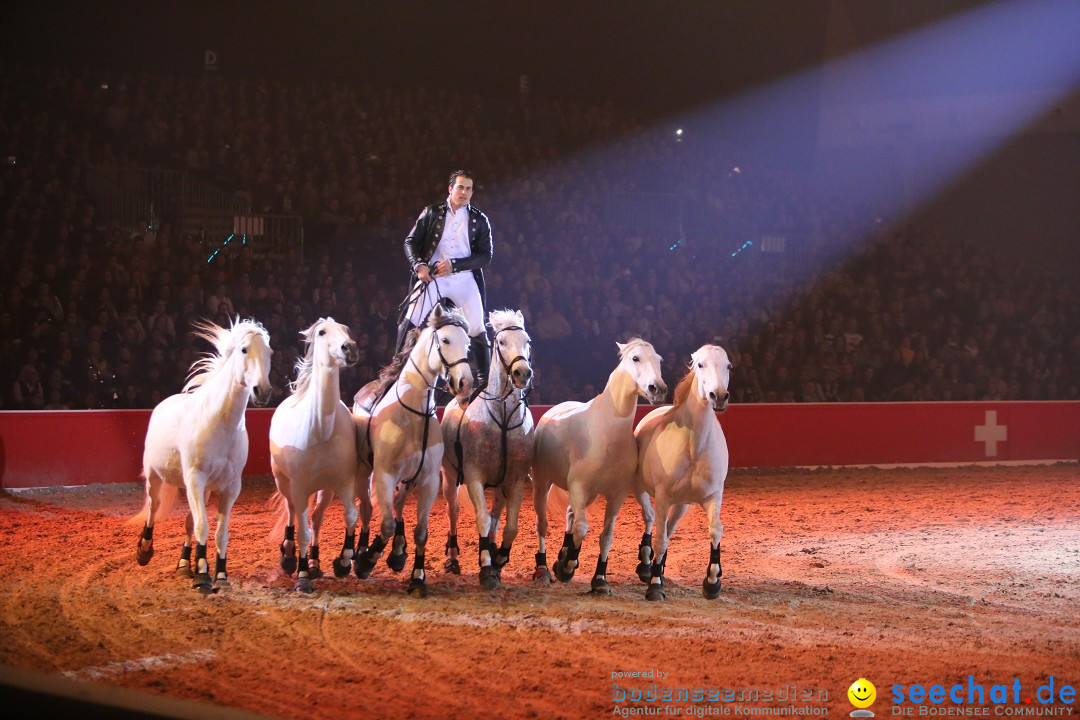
left=234, top=320, right=273, bottom=406
left=617, top=338, right=667, bottom=404
left=303, top=317, right=358, bottom=370
left=489, top=309, right=533, bottom=391
left=423, top=303, right=473, bottom=399
left=690, top=344, right=732, bottom=412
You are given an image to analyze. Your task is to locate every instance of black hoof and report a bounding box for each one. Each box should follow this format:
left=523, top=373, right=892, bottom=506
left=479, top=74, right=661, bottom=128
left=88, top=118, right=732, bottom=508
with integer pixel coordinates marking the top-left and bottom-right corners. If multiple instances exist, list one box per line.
left=635, top=561, right=652, bottom=585
left=307, top=562, right=324, bottom=580
left=193, top=573, right=215, bottom=594
left=444, top=557, right=461, bottom=575
left=387, top=552, right=407, bottom=573
left=533, top=566, right=553, bottom=583
left=646, top=583, right=666, bottom=602
left=279, top=547, right=297, bottom=576
left=354, top=552, right=378, bottom=579
left=479, top=566, right=500, bottom=590
left=213, top=576, right=231, bottom=591
left=492, top=550, right=510, bottom=571
left=407, top=579, right=428, bottom=598
left=136, top=541, right=154, bottom=566
left=590, top=576, right=611, bottom=595
left=332, top=557, right=352, bottom=578
left=553, top=551, right=578, bottom=583
left=175, top=562, right=194, bottom=578
left=703, top=578, right=722, bottom=599
left=294, top=575, right=314, bottom=593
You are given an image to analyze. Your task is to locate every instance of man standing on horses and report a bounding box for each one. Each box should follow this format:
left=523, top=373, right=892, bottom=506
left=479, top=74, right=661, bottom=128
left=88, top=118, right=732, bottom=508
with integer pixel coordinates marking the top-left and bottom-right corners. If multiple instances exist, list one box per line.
left=397, top=169, right=493, bottom=390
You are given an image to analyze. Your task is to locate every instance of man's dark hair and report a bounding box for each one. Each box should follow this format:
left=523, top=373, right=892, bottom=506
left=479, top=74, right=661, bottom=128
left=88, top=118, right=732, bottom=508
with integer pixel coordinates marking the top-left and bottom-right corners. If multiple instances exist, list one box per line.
left=448, top=169, right=475, bottom=187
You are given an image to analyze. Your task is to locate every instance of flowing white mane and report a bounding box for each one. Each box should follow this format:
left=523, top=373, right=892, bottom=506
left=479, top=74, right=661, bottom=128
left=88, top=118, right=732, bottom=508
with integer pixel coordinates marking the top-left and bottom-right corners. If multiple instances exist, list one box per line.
left=183, top=318, right=270, bottom=393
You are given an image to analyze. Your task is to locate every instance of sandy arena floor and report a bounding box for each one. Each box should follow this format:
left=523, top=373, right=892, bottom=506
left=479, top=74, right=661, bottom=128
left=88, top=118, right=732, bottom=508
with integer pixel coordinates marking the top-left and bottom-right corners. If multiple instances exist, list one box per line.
left=1, top=464, right=1078, bottom=719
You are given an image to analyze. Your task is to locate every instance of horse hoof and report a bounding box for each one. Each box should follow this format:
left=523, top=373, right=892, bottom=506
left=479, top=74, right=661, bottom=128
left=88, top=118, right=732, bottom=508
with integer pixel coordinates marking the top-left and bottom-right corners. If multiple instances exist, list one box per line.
left=479, top=566, right=500, bottom=590
left=703, top=579, right=722, bottom=599
left=407, top=579, right=428, bottom=598
left=307, top=564, right=324, bottom=580
left=294, top=576, right=314, bottom=594
left=332, top=558, right=352, bottom=578
left=533, top=566, right=553, bottom=583
left=635, top=561, right=652, bottom=585
left=213, top=577, right=231, bottom=592
left=553, top=559, right=577, bottom=583
left=386, top=552, right=407, bottom=573
left=590, top=577, right=611, bottom=595
left=175, top=563, right=194, bottom=578
left=193, top=573, right=215, bottom=594
left=280, top=555, right=297, bottom=576
left=136, top=541, right=154, bottom=566
left=444, top=557, right=461, bottom=575
left=354, top=554, right=377, bottom=579
left=645, top=583, right=666, bottom=602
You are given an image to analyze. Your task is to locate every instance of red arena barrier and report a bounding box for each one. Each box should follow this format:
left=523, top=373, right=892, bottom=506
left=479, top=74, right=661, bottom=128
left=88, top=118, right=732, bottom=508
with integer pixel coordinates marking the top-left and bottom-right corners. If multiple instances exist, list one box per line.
left=1, top=402, right=1077, bottom=489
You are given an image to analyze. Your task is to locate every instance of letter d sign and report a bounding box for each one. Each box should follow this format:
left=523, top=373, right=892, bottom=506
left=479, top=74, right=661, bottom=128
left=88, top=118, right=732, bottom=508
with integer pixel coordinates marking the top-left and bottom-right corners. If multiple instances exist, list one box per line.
left=204, top=50, right=218, bottom=71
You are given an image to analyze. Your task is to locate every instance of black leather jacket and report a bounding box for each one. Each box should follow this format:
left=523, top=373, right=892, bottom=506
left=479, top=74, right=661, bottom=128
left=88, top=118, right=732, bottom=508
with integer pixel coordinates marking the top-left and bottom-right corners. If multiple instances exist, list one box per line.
left=404, top=202, right=493, bottom=307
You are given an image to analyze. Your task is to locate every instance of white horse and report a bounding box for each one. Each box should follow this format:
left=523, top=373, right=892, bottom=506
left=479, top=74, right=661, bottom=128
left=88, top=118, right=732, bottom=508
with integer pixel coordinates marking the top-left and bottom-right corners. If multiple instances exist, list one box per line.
left=352, top=303, right=473, bottom=597
left=633, top=344, right=731, bottom=601
left=269, top=318, right=360, bottom=593
left=441, top=309, right=534, bottom=589
left=136, top=319, right=272, bottom=593
left=532, top=338, right=667, bottom=593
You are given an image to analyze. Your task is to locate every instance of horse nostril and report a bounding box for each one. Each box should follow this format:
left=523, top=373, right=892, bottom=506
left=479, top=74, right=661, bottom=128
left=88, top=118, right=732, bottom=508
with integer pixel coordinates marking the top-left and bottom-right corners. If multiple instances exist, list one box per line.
left=648, top=384, right=657, bottom=393
left=709, top=391, right=717, bottom=400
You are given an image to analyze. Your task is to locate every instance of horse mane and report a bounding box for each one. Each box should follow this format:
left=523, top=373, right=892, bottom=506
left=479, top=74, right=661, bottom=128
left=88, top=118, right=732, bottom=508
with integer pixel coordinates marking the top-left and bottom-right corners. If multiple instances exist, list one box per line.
left=289, top=317, right=335, bottom=399
left=183, top=318, right=269, bottom=393
left=489, top=308, right=525, bottom=334
left=672, top=366, right=696, bottom=408
left=617, top=337, right=652, bottom=361
left=365, top=305, right=470, bottom=400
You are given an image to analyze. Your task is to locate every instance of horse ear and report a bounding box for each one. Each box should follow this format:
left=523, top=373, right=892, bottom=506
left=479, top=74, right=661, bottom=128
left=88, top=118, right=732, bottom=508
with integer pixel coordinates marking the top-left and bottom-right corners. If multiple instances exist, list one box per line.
left=432, top=303, right=445, bottom=320
left=514, top=310, right=525, bottom=326
left=616, top=341, right=626, bottom=352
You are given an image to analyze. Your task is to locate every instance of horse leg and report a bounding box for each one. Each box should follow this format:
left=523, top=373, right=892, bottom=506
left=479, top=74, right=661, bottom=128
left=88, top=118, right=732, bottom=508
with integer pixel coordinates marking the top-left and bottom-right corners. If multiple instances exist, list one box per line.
left=532, top=475, right=553, bottom=583
left=274, top=469, right=298, bottom=575
left=468, top=480, right=498, bottom=590
left=308, top=490, right=335, bottom=579
left=441, top=469, right=461, bottom=574
left=292, top=493, right=315, bottom=594
left=355, top=472, right=394, bottom=579
left=332, top=485, right=359, bottom=579
left=634, top=490, right=656, bottom=584
left=356, top=472, right=373, bottom=561
left=183, top=472, right=214, bottom=593
left=176, top=511, right=195, bottom=578
left=492, top=481, right=525, bottom=574
left=211, top=482, right=240, bottom=591
left=554, top=483, right=588, bottom=583
left=386, top=482, right=409, bottom=573
left=702, top=496, right=724, bottom=599
left=407, top=473, right=439, bottom=598
left=665, top=503, right=689, bottom=544
left=136, top=471, right=162, bottom=566
left=646, top=496, right=672, bottom=601
left=590, top=493, right=626, bottom=595
left=488, top=493, right=505, bottom=547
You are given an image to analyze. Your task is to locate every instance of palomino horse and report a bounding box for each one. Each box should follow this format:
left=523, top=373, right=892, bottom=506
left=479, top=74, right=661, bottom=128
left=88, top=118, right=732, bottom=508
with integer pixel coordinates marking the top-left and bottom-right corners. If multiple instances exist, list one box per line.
left=269, top=318, right=360, bottom=593
left=352, top=303, right=473, bottom=597
left=633, top=344, right=731, bottom=601
left=532, top=338, right=667, bottom=592
left=136, top=319, right=272, bottom=592
left=441, top=309, right=534, bottom=589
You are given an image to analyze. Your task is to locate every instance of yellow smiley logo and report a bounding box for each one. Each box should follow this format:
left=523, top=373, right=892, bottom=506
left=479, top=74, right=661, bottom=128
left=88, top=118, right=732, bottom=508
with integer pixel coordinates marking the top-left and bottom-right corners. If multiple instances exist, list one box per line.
left=848, top=678, right=876, bottom=708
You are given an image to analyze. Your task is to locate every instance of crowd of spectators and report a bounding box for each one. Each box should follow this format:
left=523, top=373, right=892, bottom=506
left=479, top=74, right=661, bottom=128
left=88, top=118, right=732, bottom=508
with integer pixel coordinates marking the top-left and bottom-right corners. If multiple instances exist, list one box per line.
left=2, top=63, right=1077, bottom=410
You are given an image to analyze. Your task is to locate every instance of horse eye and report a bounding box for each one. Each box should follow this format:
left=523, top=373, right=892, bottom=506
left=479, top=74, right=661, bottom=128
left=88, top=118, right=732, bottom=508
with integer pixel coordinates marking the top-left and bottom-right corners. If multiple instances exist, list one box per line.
left=632, top=356, right=639, bottom=363
left=442, top=337, right=450, bottom=345
left=697, top=362, right=704, bottom=369
left=727, top=364, right=733, bottom=370
left=318, top=329, right=326, bottom=336
left=241, top=347, right=248, bottom=354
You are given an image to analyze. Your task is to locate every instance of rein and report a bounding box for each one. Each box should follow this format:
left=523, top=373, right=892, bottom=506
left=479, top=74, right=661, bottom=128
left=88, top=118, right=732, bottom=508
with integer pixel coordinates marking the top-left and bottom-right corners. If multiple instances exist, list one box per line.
left=369, top=318, right=470, bottom=490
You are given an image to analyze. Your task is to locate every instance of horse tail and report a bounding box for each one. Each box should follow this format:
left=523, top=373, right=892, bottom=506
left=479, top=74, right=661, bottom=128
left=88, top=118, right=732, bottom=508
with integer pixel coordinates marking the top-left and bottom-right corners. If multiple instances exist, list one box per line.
left=127, top=471, right=179, bottom=527
left=266, top=490, right=290, bottom=542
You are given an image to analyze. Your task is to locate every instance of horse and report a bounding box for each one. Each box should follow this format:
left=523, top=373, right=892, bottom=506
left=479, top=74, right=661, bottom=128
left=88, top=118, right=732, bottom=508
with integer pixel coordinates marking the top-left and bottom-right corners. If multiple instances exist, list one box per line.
left=269, top=318, right=360, bottom=593
left=633, top=344, right=731, bottom=601
left=532, top=338, right=667, bottom=593
left=440, top=309, right=534, bottom=589
left=135, top=319, right=272, bottom=593
left=352, top=303, right=473, bottom=597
